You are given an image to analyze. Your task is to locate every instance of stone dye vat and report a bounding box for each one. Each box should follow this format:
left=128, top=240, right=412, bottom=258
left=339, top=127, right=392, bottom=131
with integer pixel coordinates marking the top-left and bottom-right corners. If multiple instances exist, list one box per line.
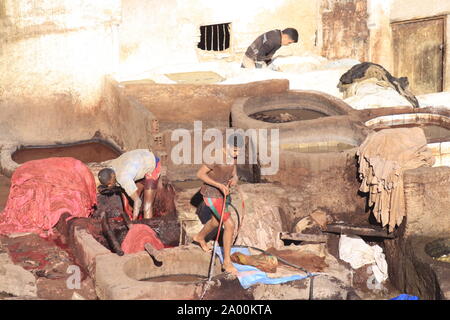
left=11, top=139, right=122, bottom=165
left=365, top=112, right=450, bottom=167
left=95, top=245, right=221, bottom=300
left=231, top=90, right=369, bottom=190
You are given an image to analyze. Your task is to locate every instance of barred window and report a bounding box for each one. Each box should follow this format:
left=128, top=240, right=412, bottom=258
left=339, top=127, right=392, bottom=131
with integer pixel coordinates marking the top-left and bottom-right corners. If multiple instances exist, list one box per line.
left=198, top=23, right=231, bottom=51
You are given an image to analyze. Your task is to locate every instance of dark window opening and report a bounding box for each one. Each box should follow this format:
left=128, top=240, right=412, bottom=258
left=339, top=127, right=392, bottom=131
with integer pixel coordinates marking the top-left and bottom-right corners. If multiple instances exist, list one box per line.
left=198, top=23, right=230, bottom=51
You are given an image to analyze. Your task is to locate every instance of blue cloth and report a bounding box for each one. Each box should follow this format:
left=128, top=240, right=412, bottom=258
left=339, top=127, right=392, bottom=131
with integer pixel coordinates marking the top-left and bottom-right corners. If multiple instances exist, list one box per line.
left=214, top=246, right=311, bottom=289
left=390, top=294, right=419, bottom=300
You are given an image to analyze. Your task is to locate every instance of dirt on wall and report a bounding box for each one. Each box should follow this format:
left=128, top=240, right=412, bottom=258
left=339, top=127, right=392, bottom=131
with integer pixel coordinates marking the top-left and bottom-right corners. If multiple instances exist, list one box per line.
left=321, top=0, right=369, bottom=62
left=265, top=151, right=370, bottom=226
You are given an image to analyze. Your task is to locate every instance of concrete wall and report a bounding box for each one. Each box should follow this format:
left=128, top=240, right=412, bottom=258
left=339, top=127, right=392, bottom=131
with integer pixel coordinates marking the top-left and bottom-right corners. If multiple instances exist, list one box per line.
left=121, top=79, right=289, bottom=124
left=118, top=0, right=321, bottom=73
left=402, top=166, right=450, bottom=238
left=0, top=0, right=122, bottom=144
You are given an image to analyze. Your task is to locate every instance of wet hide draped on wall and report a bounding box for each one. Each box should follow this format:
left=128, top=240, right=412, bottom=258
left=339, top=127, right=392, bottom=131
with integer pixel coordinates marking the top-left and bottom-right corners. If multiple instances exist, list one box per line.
left=0, top=157, right=97, bottom=237
left=357, top=128, right=435, bottom=232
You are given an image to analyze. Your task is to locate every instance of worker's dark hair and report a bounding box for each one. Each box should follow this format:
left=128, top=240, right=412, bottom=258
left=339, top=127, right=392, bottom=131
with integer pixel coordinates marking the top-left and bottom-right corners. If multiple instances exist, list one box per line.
left=227, top=133, right=244, bottom=148
left=282, top=28, right=299, bottom=42
left=98, top=168, right=115, bottom=185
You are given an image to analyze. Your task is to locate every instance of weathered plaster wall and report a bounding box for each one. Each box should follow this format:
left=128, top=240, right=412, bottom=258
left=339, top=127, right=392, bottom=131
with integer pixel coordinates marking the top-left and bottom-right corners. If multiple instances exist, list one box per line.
left=118, top=0, right=321, bottom=73
left=368, top=0, right=450, bottom=91
left=121, top=79, right=289, bottom=124
left=320, top=0, right=449, bottom=92
left=390, top=0, right=450, bottom=91
left=0, top=0, right=123, bottom=144
left=390, top=0, right=450, bottom=21
left=321, top=0, right=370, bottom=62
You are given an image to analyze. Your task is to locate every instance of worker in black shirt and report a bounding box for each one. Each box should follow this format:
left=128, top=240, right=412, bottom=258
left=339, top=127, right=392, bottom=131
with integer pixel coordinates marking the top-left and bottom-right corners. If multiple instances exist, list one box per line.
left=241, top=28, right=299, bottom=69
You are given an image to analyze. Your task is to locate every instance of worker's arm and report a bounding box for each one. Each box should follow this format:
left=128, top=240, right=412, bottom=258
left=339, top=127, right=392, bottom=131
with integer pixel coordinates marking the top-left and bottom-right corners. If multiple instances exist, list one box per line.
left=115, top=173, right=142, bottom=220
left=197, top=165, right=229, bottom=196
left=129, top=191, right=142, bottom=220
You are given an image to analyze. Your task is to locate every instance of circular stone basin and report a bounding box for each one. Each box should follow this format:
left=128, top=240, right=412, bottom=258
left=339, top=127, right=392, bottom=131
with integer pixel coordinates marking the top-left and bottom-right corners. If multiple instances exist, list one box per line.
left=365, top=113, right=450, bottom=143
left=250, top=108, right=328, bottom=123
left=12, top=140, right=122, bottom=164
left=425, top=238, right=450, bottom=264
left=373, top=123, right=450, bottom=143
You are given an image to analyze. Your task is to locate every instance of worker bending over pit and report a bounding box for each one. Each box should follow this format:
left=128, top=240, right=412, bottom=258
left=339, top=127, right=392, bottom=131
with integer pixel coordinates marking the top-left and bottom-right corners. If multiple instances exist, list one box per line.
left=193, top=133, right=244, bottom=276
left=98, top=149, right=162, bottom=220
left=241, top=28, right=299, bottom=69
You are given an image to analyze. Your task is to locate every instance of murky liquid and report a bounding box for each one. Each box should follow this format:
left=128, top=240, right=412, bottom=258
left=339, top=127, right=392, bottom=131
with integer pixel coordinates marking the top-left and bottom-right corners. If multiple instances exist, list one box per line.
left=141, top=274, right=206, bottom=282
left=250, top=108, right=327, bottom=123
left=12, top=142, right=121, bottom=164
left=281, top=142, right=356, bottom=153
left=373, top=124, right=450, bottom=143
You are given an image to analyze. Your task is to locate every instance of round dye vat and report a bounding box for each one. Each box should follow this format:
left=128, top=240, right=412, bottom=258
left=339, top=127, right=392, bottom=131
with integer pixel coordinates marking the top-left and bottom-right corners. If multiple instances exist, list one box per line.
left=12, top=140, right=121, bottom=164
left=373, top=123, right=450, bottom=143
left=250, top=108, right=327, bottom=123
left=141, top=274, right=206, bottom=283
left=365, top=113, right=450, bottom=143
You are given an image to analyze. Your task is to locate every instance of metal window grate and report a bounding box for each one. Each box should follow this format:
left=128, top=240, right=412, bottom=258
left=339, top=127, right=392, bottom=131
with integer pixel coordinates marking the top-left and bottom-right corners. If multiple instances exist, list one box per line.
left=198, top=23, right=230, bottom=51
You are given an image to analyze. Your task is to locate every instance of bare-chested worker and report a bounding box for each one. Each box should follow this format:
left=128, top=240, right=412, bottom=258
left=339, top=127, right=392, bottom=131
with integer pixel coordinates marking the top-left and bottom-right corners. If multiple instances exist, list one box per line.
left=193, top=133, right=244, bottom=275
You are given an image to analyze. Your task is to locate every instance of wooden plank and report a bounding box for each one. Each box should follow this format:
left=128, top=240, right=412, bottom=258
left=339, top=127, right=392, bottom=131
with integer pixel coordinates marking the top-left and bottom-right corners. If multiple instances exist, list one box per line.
left=280, top=232, right=328, bottom=243
left=324, top=224, right=395, bottom=239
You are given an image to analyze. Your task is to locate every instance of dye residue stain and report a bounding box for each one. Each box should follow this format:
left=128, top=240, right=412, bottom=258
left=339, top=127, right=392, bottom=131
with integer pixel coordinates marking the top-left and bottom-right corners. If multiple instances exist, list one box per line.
left=1, top=233, right=97, bottom=299
left=12, top=142, right=121, bottom=165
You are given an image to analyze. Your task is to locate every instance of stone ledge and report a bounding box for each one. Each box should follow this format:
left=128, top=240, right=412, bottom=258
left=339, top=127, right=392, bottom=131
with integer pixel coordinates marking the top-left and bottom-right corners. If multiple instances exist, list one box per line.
left=73, top=227, right=111, bottom=278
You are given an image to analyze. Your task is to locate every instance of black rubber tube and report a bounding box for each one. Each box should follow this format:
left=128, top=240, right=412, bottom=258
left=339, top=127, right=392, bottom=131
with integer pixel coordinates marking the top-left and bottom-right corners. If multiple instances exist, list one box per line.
left=228, top=202, right=240, bottom=245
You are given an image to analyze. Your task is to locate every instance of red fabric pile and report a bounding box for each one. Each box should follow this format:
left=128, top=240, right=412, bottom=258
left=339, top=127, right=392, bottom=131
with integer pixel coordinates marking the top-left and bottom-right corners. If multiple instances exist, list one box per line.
left=121, top=224, right=164, bottom=254
left=0, top=157, right=97, bottom=237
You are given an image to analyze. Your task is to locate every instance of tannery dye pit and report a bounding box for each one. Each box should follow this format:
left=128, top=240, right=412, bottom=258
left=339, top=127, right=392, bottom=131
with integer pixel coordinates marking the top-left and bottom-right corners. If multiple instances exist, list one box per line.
left=1, top=0, right=449, bottom=303
left=12, top=141, right=122, bottom=165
